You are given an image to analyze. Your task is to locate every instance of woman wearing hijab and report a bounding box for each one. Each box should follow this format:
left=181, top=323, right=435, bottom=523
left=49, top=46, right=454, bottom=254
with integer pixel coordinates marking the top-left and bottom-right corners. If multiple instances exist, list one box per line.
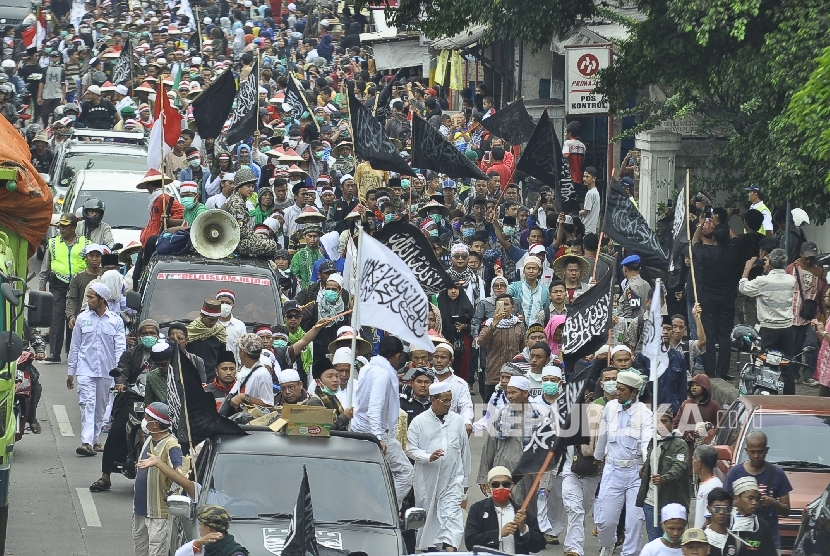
left=438, top=285, right=475, bottom=385
left=317, top=33, right=334, bottom=62
left=544, top=314, right=567, bottom=365
left=250, top=187, right=276, bottom=225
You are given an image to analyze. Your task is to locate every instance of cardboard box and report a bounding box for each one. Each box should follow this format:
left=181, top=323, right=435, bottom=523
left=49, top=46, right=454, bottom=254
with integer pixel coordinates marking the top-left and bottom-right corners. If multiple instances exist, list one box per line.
left=278, top=405, right=335, bottom=437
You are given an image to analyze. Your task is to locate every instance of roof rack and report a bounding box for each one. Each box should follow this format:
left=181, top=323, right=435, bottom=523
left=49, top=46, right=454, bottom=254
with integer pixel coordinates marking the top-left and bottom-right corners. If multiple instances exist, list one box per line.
left=70, top=129, right=147, bottom=144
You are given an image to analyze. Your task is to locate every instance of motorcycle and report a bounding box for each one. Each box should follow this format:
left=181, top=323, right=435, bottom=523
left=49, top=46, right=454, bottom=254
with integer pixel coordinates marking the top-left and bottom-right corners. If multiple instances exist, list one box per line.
left=14, top=328, right=46, bottom=440
left=732, top=325, right=815, bottom=395
left=108, top=365, right=147, bottom=480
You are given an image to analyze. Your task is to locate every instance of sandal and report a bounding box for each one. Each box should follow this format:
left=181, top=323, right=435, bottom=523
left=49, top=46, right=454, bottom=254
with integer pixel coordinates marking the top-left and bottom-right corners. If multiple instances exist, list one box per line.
left=29, top=421, right=42, bottom=434
left=93, top=443, right=104, bottom=452
left=89, top=478, right=111, bottom=492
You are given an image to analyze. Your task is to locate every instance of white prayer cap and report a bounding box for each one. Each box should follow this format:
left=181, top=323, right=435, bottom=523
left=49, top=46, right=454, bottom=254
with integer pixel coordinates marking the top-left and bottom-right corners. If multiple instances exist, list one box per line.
left=611, top=345, right=632, bottom=357
left=487, top=466, right=512, bottom=482
left=278, top=369, right=302, bottom=384
left=320, top=18, right=330, bottom=27
left=287, top=2, right=296, bottom=10
left=339, top=174, right=354, bottom=184
left=258, top=86, right=268, bottom=94
left=435, top=342, right=454, bottom=357
left=507, top=376, right=531, bottom=391
left=192, top=56, right=203, bottom=65
left=222, top=172, right=235, bottom=182
left=541, top=365, right=563, bottom=379
left=660, top=503, right=688, bottom=523
left=732, top=476, right=759, bottom=496
left=263, top=216, right=281, bottom=234
left=595, top=344, right=610, bottom=358
left=89, top=281, right=112, bottom=300
left=337, top=326, right=355, bottom=337
left=326, top=272, right=343, bottom=286
left=203, top=17, right=212, bottom=24
left=151, top=341, right=171, bottom=353
left=523, top=256, right=542, bottom=269
left=115, top=84, right=129, bottom=95
left=450, top=243, right=469, bottom=256
left=428, top=381, right=451, bottom=396
left=616, top=370, right=643, bottom=390
left=332, top=347, right=352, bottom=365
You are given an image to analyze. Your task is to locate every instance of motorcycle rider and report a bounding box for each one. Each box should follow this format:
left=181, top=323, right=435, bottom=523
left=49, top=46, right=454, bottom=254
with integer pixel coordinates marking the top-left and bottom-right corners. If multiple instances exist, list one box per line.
left=0, top=83, right=19, bottom=127
left=89, top=319, right=160, bottom=493
left=76, top=197, right=115, bottom=248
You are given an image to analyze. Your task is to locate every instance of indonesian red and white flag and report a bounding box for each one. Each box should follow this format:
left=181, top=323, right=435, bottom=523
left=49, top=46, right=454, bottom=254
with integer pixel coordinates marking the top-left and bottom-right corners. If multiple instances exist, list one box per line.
left=147, top=81, right=183, bottom=170
left=21, top=8, right=47, bottom=50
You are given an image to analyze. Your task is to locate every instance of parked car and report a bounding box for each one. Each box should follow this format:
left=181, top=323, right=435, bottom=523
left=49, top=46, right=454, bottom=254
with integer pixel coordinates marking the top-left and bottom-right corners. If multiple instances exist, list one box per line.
left=793, top=481, right=830, bottom=556
left=166, top=428, right=423, bottom=556
left=711, top=395, right=830, bottom=553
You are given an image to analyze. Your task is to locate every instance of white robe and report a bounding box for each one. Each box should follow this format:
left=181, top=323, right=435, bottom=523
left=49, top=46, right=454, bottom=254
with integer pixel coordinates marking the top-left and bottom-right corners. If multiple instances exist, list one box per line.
left=406, top=410, right=470, bottom=551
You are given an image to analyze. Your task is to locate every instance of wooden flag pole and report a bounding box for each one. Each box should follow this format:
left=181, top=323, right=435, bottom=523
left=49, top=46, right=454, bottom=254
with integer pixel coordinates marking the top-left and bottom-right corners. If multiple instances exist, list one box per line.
left=685, top=169, right=698, bottom=303
left=518, top=450, right=556, bottom=512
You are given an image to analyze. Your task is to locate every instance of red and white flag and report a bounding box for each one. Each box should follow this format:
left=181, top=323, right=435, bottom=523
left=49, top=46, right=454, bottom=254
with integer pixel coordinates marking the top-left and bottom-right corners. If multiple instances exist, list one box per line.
left=147, top=81, right=184, bottom=170
left=21, top=8, right=47, bottom=51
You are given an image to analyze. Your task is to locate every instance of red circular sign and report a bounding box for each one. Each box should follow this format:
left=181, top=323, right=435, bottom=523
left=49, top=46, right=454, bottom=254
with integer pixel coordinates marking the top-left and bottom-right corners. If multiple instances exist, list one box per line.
left=576, top=53, right=601, bottom=77
left=307, top=426, right=322, bottom=435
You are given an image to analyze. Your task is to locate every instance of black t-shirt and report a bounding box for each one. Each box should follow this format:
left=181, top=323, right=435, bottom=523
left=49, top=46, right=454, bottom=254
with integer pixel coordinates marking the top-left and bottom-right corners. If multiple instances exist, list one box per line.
left=30, top=147, right=54, bottom=173
left=79, top=99, right=117, bottom=130
left=18, top=63, right=43, bottom=97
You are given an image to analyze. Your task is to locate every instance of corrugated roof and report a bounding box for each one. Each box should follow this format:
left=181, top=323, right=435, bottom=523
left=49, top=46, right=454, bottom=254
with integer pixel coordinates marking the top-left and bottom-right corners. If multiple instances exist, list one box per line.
left=430, top=24, right=488, bottom=50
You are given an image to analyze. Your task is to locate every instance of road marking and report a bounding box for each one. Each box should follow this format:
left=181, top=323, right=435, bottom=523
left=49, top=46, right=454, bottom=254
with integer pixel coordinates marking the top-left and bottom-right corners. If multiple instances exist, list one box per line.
left=76, top=488, right=102, bottom=527
left=52, top=405, right=74, bottom=437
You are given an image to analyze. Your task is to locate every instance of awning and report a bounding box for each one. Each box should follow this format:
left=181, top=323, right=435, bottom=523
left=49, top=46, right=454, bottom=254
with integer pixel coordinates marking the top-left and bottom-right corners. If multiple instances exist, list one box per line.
left=430, top=24, right=488, bottom=50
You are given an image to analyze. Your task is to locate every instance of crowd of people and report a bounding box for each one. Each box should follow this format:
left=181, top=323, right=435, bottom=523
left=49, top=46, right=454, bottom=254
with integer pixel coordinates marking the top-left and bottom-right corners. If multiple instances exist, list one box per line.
left=9, top=0, right=829, bottom=555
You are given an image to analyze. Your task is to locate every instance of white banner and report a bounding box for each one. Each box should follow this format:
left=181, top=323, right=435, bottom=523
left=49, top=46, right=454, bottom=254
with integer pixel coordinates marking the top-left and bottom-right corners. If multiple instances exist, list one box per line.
left=356, top=230, right=434, bottom=352
left=565, top=45, right=611, bottom=115
left=642, top=278, right=668, bottom=380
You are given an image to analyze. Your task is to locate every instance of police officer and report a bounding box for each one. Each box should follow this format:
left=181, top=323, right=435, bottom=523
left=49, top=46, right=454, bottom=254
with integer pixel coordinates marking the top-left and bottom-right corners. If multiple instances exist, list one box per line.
left=40, top=214, right=89, bottom=363
left=594, top=370, right=654, bottom=556
left=745, top=184, right=774, bottom=237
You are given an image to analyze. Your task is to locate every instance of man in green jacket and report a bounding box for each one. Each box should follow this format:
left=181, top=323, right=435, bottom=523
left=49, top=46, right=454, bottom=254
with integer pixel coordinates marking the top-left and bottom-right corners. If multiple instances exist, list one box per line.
left=636, top=405, right=691, bottom=543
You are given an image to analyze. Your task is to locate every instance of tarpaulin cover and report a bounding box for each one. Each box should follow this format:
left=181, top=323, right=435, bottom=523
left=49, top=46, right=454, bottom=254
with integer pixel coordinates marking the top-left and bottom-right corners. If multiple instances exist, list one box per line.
left=0, top=117, right=53, bottom=257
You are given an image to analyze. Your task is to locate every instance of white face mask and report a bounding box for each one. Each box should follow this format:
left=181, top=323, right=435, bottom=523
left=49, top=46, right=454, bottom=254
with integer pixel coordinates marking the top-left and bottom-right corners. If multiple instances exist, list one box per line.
left=141, top=418, right=150, bottom=435
left=603, top=380, right=617, bottom=394
left=220, top=303, right=232, bottom=318
left=433, top=365, right=450, bottom=375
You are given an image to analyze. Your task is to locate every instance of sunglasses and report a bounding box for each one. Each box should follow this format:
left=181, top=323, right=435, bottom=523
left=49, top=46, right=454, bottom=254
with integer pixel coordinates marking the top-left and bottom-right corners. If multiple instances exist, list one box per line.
left=452, top=254, right=468, bottom=259
left=490, top=481, right=512, bottom=489
left=285, top=313, right=301, bottom=319
left=710, top=505, right=731, bottom=514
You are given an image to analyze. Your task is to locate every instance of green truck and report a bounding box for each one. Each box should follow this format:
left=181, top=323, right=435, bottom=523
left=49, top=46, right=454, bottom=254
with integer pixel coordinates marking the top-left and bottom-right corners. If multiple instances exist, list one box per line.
left=0, top=136, right=55, bottom=554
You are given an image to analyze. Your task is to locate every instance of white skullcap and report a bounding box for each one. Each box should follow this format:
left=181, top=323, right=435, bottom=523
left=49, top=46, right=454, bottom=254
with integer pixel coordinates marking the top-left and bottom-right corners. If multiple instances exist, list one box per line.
left=222, top=172, right=235, bottom=182
left=507, top=376, right=531, bottom=391
left=89, top=281, right=112, bottom=300
left=191, top=56, right=203, bottom=65
left=258, top=86, right=268, bottom=94
left=115, top=84, right=129, bottom=95
left=203, top=17, right=212, bottom=24
left=287, top=2, right=296, bottom=10
left=84, top=243, right=107, bottom=255
left=523, top=256, right=542, bottom=269
left=732, top=476, right=759, bottom=496
left=661, top=503, right=688, bottom=523
left=259, top=350, right=276, bottom=368
left=320, top=18, right=330, bottom=27
left=332, top=347, right=352, bottom=365
left=278, top=369, right=302, bottom=384
left=336, top=326, right=355, bottom=337
left=541, top=365, right=563, bottom=379
left=428, top=381, right=451, bottom=396
left=611, top=345, right=632, bottom=357
left=435, top=342, right=454, bottom=357
left=487, top=466, right=512, bottom=482
left=263, top=216, right=281, bottom=234
left=616, top=370, right=644, bottom=390
left=326, top=272, right=343, bottom=286
left=450, top=243, right=469, bottom=256
left=339, top=174, right=354, bottom=184
left=151, top=340, right=171, bottom=353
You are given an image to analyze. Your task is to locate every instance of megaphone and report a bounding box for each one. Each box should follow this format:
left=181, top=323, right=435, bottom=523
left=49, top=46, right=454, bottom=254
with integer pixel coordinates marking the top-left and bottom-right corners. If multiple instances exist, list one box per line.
left=190, top=209, right=241, bottom=259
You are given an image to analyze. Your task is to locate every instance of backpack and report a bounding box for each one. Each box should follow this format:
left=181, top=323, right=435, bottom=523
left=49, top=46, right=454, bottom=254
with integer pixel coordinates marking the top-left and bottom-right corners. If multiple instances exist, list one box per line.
left=155, top=229, right=192, bottom=255
left=389, top=117, right=411, bottom=143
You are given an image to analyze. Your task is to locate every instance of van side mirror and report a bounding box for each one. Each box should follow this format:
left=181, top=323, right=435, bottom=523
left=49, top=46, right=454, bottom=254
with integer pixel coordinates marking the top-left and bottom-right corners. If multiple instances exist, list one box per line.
left=126, top=291, right=142, bottom=312
left=403, top=507, right=426, bottom=530
left=166, top=494, right=194, bottom=519
left=27, top=290, right=54, bottom=328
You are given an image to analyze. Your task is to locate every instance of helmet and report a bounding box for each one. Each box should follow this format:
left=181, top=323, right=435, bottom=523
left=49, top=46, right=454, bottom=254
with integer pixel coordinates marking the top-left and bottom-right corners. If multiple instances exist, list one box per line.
left=92, top=71, right=107, bottom=86
left=1, top=60, right=14, bottom=69
left=82, top=197, right=106, bottom=225
left=0, top=83, right=11, bottom=95
left=731, top=325, right=759, bottom=352
left=0, top=73, right=8, bottom=85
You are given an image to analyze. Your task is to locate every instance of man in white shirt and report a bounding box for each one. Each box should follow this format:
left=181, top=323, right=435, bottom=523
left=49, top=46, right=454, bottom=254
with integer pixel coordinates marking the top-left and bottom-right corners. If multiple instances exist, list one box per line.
left=431, top=343, right=474, bottom=434
left=352, top=336, right=413, bottom=506
left=594, top=370, right=654, bottom=556
left=228, top=333, right=274, bottom=409
left=692, top=444, right=723, bottom=528
left=215, top=289, right=246, bottom=359
left=639, top=503, right=687, bottom=556
left=406, top=381, right=470, bottom=552
left=580, top=166, right=601, bottom=234
left=67, top=282, right=126, bottom=456
left=746, top=184, right=774, bottom=237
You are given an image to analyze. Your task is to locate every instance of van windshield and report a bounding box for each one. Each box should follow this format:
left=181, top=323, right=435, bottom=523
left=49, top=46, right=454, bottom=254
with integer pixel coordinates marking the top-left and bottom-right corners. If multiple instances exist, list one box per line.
left=146, top=271, right=278, bottom=326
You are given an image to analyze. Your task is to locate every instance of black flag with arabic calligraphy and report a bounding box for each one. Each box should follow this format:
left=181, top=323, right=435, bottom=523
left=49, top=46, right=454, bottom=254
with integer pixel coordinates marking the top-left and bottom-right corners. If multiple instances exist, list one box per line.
left=281, top=466, right=350, bottom=556
left=411, top=114, right=488, bottom=180
left=348, top=88, right=415, bottom=176
left=480, top=98, right=536, bottom=145
left=112, top=37, right=132, bottom=86
left=561, top=260, right=616, bottom=369
left=604, top=183, right=670, bottom=270
left=225, top=56, right=259, bottom=144
left=372, top=219, right=455, bottom=295
left=285, top=74, right=319, bottom=131
left=191, top=67, right=236, bottom=139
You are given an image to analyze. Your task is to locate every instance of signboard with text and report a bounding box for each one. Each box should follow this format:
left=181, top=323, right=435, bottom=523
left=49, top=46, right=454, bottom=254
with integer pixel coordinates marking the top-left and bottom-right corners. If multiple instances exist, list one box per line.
left=565, top=45, right=612, bottom=115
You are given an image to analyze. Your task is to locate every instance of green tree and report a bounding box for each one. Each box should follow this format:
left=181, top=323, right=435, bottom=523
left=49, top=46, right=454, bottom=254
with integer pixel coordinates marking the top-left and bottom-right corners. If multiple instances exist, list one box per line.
left=787, top=46, right=830, bottom=189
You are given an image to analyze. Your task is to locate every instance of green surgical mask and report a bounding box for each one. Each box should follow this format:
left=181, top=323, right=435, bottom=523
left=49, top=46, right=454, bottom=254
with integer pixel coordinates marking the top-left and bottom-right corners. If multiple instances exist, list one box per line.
left=314, top=150, right=324, bottom=159
left=273, top=339, right=288, bottom=349
left=181, top=197, right=196, bottom=209
left=430, top=213, right=442, bottom=224
left=541, top=381, right=559, bottom=396
left=140, top=336, right=158, bottom=349
left=428, top=229, right=439, bottom=238
left=323, top=289, right=339, bottom=303
left=502, top=225, right=515, bottom=236
left=322, top=385, right=338, bottom=396
left=384, top=213, right=395, bottom=223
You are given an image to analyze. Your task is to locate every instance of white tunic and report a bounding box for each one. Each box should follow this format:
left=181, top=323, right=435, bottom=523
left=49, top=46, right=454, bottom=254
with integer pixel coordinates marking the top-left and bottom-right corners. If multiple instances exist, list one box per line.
left=406, top=409, right=470, bottom=551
